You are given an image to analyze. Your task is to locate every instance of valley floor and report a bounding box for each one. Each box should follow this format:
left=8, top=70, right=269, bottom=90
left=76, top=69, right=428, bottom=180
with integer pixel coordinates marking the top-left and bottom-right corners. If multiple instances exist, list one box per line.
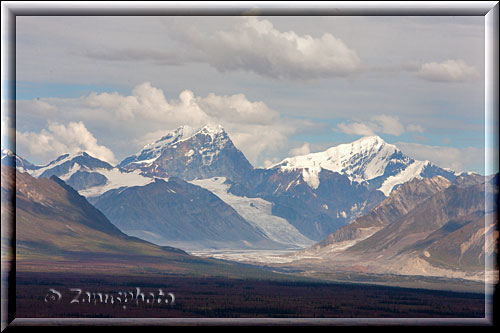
left=15, top=271, right=488, bottom=321
left=189, top=248, right=494, bottom=294
left=189, top=249, right=300, bottom=264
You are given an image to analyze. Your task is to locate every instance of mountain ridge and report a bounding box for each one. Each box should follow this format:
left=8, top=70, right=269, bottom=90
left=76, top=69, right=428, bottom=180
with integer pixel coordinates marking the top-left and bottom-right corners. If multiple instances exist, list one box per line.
left=3, top=166, right=292, bottom=279
left=278, top=174, right=497, bottom=282
left=269, top=135, right=457, bottom=195
left=92, top=176, right=285, bottom=251
left=312, top=175, right=454, bottom=250
left=4, top=130, right=474, bottom=196
left=2, top=126, right=485, bottom=250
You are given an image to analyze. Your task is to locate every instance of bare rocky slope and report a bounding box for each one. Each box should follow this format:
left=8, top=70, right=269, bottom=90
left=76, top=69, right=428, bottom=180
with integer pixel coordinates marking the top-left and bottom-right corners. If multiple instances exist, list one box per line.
left=283, top=175, right=498, bottom=282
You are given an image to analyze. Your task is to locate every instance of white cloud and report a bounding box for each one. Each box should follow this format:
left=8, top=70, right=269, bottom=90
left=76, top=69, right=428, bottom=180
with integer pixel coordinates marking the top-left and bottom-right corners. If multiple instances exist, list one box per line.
left=416, top=59, right=479, bottom=82
left=165, top=16, right=362, bottom=80
left=16, top=83, right=302, bottom=167
left=289, top=143, right=311, bottom=157
left=395, top=142, right=488, bottom=174
left=337, top=115, right=412, bottom=137
left=337, top=122, right=376, bottom=136
left=371, top=115, right=405, bottom=136
left=263, top=157, right=281, bottom=168
left=196, top=92, right=279, bottom=125
left=16, top=121, right=117, bottom=165
left=1, top=111, right=15, bottom=151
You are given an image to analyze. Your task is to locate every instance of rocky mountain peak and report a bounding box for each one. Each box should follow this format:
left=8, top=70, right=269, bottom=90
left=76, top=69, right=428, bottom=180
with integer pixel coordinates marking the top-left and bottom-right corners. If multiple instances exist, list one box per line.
left=119, top=124, right=252, bottom=182
left=119, top=124, right=230, bottom=169
left=1, top=148, right=38, bottom=172
left=350, top=135, right=387, bottom=148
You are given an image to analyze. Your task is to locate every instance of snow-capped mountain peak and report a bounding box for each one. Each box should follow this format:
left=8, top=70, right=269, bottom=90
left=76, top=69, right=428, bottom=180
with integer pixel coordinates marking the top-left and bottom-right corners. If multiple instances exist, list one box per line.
left=119, top=124, right=230, bottom=168
left=3, top=150, right=153, bottom=197
left=1, top=148, right=39, bottom=172
left=119, top=124, right=252, bottom=182
left=43, top=151, right=84, bottom=168
left=272, top=135, right=403, bottom=185
left=28, top=151, right=114, bottom=179
left=147, top=124, right=226, bottom=149
left=270, top=135, right=456, bottom=195
left=199, top=123, right=225, bottom=134
left=144, top=125, right=197, bottom=151
left=349, top=135, right=387, bottom=148
left=1, top=148, right=14, bottom=158
left=155, top=124, right=227, bottom=147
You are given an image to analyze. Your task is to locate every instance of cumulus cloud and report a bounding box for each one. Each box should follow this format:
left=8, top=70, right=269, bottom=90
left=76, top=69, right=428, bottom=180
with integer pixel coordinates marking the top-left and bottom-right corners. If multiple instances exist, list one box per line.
left=395, top=142, right=488, bottom=173
left=196, top=92, right=279, bottom=125
left=263, top=157, right=281, bottom=168
left=1, top=109, right=15, bottom=150
left=337, top=122, right=376, bottom=136
left=16, top=82, right=302, bottom=166
left=416, top=59, right=479, bottom=82
left=16, top=121, right=117, bottom=165
left=371, top=115, right=405, bottom=136
left=289, top=143, right=311, bottom=157
left=164, top=16, right=362, bottom=80
left=337, top=115, right=414, bottom=137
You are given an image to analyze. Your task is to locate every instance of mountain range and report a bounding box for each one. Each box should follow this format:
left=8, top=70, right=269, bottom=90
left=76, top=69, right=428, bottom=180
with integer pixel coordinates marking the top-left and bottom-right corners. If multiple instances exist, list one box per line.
left=1, top=125, right=487, bottom=254
left=1, top=166, right=293, bottom=280
left=281, top=174, right=497, bottom=282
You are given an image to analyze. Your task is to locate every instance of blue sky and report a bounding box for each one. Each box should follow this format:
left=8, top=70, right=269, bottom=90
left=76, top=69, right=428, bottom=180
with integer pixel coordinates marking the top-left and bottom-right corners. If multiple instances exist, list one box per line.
left=2, top=14, right=497, bottom=175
